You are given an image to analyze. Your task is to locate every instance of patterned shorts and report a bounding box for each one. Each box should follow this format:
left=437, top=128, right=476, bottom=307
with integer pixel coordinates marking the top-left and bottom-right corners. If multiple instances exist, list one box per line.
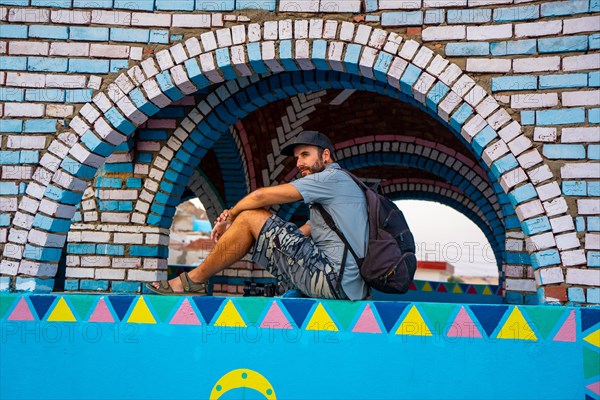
left=251, top=215, right=346, bottom=299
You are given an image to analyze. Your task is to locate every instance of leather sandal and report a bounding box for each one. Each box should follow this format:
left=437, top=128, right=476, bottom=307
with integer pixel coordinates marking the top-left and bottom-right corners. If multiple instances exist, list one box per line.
left=145, top=272, right=208, bottom=295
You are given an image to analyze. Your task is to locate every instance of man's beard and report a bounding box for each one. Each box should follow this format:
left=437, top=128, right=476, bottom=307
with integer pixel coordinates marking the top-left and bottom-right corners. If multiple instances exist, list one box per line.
left=299, top=158, right=326, bottom=175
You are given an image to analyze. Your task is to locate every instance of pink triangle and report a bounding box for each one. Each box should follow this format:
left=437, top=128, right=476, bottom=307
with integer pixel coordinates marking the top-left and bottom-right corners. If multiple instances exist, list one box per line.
left=586, top=381, right=600, bottom=395
left=447, top=306, right=483, bottom=338
left=170, top=299, right=201, bottom=325
left=88, top=298, right=115, bottom=323
left=352, top=304, right=382, bottom=333
left=260, top=301, right=292, bottom=329
left=553, top=310, right=576, bottom=342
left=7, top=298, right=35, bottom=321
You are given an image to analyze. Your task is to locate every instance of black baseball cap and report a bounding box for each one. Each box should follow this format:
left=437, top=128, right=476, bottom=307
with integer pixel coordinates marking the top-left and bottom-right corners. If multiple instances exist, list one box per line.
left=280, top=131, right=334, bottom=156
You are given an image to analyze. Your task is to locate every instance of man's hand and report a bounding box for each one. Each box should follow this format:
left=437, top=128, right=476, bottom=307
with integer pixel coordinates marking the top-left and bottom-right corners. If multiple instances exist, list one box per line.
left=211, top=209, right=232, bottom=242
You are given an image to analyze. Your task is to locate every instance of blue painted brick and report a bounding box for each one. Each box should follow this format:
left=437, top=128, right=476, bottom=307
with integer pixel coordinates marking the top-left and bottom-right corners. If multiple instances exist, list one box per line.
left=80, top=280, right=110, bottom=291
left=522, top=216, right=552, bottom=235
left=70, top=26, right=109, bottom=41
left=64, top=280, right=79, bottom=291
left=170, top=34, right=183, bottom=42
left=196, top=0, right=234, bottom=9
left=590, top=71, right=600, bottom=87
left=103, top=163, right=133, bottom=173
left=494, top=5, right=539, bottom=22
left=60, top=157, right=97, bottom=179
left=536, top=108, right=585, bottom=126
left=449, top=103, right=474, bottom=132
left=0, top=88, right=24, bottom=102
left=0, top=182, right=19, bottom=195
left=592, top=0, right=600, bottom=11
left=505, top=252, right=531, bottom=265
left=25, top=89, right=65, bottom=102
left=447, top=9, right=491, bottom=23
left=28, top=57, right=68, bottom=72
left=472, top=125, right=497, bottom=155
left=589, top=217, right=600, bottom=231
left=0, top=24, right=28, bottom=39
left=490, top=39, right=537, bottom=56
left=81, top=131, right=114, bottom=157
left=156, top=0, right=193, bottom=10
left=0, top=0, right=28, bottom=5
left=590, top=34, right=600, bottom=50
left=381, top=11, right=423, bottom=26
left=150, top=30, right=169, bottom=44
left=538, top=36, right=589, bottom=53
left=543, top=144, right=586, bottom=159
left=33, top=214, right=71, bottom=232
left=73, top=0, right=113, bottom=8
left=541, top=0, right=590, bottom=17
left=524, top=294, right=539, bottom=305
left=280, top=40, right=299, bottom=71
left=562, top=180, right=587, bottom=196
left=130, top=245, right=167, bottom=257
left=29, top=25, right=69, bottom=40
left=67, top=243, right=96, bottom=254
left=506, top=292, right=524, bottom=304
left=105, top=107, right=136, bottom=135
left=24, top=119, right=58, bottom=132
left=97, top=177, right=122, bottom=188
left=23, top=245, right=63, bottom=262
left=20, top=151, right=39, bottom=163
left=589, top=144, right=600, bottom=160
left=589, top=181, right=600, bottom=196
left=491, top=154, right=519, bottom=177
left=129, top=87, right=160, bottom=116
left=446, top=42, right=489, bottom=56
left=312, top=40, right=329, bottom=71
left=69, top=59, right=109, bottom=74
left=588, top=288, right=600, bottom=304
left=576, top=216, right=586, bottom=232
left=110, top=27, right=149, bottom=43
left=531, top=249, right=561, bottom=269
left=426, top=82, right=449, bottom=110
left=65, top=89, right=93, bottom=103
left=156, top=71, right=184, bottom=101
left=96, top=244, right=124, bottom=256
left=126, top=178, right=142, bottom=188
left=112, top=281, right=141, bottom=293
left=0, top=214, right=10, bottom=226
left=590, top=108, right=600, bottom=124
left=589, top=251, right=600, bottom=267
left=114, top=0, right=154, bottom=11
left=31, top=0, right=72, bottom=7
left=568, top=287, right=586, bottom=302
left=539, top=73, right=588, bottom=89
left=236, top=0, right=275, bottom=10
left=110, top=60, right=129, bottom=72
left=0, top=56, right=27, bottom=71
left=491, top=75, right=537, bottom=92
left=424, top=9, right=444, bottom=24
left=98, top=200, right=132, bottom=211
left=509, top=183, right=537, bottom=206
left=0, top=120, right=23, bottom=132
left=0, top=151, right=20, bottom=164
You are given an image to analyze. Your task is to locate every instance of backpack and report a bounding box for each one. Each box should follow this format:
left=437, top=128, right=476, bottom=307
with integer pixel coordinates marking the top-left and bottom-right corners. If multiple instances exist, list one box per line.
left=313, top=169, right=417, bottom=294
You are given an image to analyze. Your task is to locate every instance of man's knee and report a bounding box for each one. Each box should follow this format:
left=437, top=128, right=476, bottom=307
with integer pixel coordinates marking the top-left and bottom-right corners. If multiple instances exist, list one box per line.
left=236, top=209, right=272, bottom=233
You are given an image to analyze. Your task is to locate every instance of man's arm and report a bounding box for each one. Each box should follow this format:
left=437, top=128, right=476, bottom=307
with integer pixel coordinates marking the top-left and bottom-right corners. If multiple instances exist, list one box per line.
left=228, top=183, right=303, bottom=221
left=299, top=224, right=311, bottom=236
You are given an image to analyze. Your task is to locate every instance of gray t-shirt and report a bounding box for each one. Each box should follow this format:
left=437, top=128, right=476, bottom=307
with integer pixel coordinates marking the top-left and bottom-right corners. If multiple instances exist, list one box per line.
left=291, top=163, right=368, bottom=300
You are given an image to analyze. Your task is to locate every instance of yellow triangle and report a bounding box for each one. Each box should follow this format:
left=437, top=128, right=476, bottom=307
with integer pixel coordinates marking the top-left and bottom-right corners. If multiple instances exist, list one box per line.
left=583, top=329, right=600, bottom=349
left=214, top=300, right=247, bottom=328
left=306, top=303, right=338, bottom=331
left=482, top=286, right=493, bottom=295
left=496, top=307, right=537, bottom=341
left=452, top=284, right=463, bottom=294
left=127, top=297, right=156, bottom=324
left=396, top=305, right=432, bottom=336
left=422, top=282, right=433, bottom=292
left=47, top=297, right=77, bottom=322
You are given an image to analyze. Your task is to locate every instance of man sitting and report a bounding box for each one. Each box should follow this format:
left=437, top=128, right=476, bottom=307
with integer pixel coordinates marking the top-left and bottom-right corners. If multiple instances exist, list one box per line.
left=147, top=131, right=368, bottom=300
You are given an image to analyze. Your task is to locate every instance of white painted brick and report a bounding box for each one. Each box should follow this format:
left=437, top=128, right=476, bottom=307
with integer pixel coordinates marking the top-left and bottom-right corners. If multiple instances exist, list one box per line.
left=185, top=37, right=202, bottom=57
left=295, top=39, right=314, bottom=70
left=563, top=15, right=600, bottom=34
left=517, top=148, right=543, bottom=170
left=327, top=41, right=344, bottom=72
left=578, top=199, right=600, bottom=215
left=28, top=230, right=66, bottom=248
left=460, top=114, right=486, bottom=142
left=155, top=49, right=174, bottom=71
left=116, top=96, right=147, bottom=126
left=279, top=0, right=319, bottom=12
left=114, top=233, right=143, bottom=244
left=505, top=278, right=536, bottom=292
left=66, top=267, right=95, bottom=279
left=511, top=93, right=558, bottom=109
left=294, top=19, right=309, bottom=39
left=51, top=10, right=91, bottom=25
left=95, top=268, right=126, bottom=280
left=398, top=40, right=420, bottom=60
left=263, top=20, right=278, bottom=40
left=9, top=41, right=48, bottom=56
left=543, top=196, right=568, bottom=217
left=413, top=72, right=436, bottom=104
left=248, top=23, right=261, bottom=42
left=7, top=135, right=46, bottom=149
left=487, top=108, right=511, bottom=130
left=439, top=64, right=463, bottom=86
left=114, top=74, right=134, bottom=95
left=550, top=215, right=575, bottom=234
left=497, top=120, right=521, bottom=143
left=231, top=45, right=252, bottom=76
left=412, top=46, right=434, bottom=69
left=173, top=13, right=210, bottom=28
left=426, top=55, right=449, bottom=77
left=8, top=8, right=49, bottom=23
left=525, top=231, right=556, bottom=251
left=500, top=167, right=528, bottom=192
left=586, top=233, right=600, bottom=250
left=128, top=269, right=166, bottom=282
left=323, top=20, right=338, bottom=39
left=466, top=58, right=511, bottom=73
left=515, top=20, right=562, bottom=38
left=516, top=199, right=545, bottom=221
left=380, top=0, right=422, bottom=8
left=506, top=239, right=524, bottom=252
left=231, top=25, right=246, bottom=45
left=9, top=228, right=28, bottom=244
left=561, top=127, right=600, bottom=143
left=339, top=21, right=355, bottom=42
left=113, top=258, right=142, bottom=268
left=6, top=72, right=46, bottom=88
left=81, top=257, right=111, bottom=267
left=538, top=267, right=564, bottom=285
left=0, top=260, right=19, bottom=276
left=563, top=54, right=600, bottom=72
left=561, top=163, right=600, bottom=179
left=534, top=127, right=557, bottom=142
left=131, top=12, right=170, bottom=27
left=170, top=64, right=197, bottom=95
left=528, top=164, right=553, bottom=185
left=467, top=24, right=512, bottom=40
left=556, top=232, right=580, bottom=251
left=562, top=90, right=600, bottom=107
left=566, top=265, right=599, bottom=283
left=536, top=181, right=560, bottom=202
left=309, top=19, right=324, bottom=39
left=387, top=57, right=408, bottom=90
left=452, top=74, right=476, bottom=97
left=212, top=13, right=223, bottom=27
left=39, top=199, right=75, bottom=219
left=468, top=86, right=490, bottom=109
left=216, top=28, right=233, bottom=47
left=49, top=42, right=89, bottom=57
left=2, top=165, right=33, bottom=180
left=513, top=57, right=560, bottom=73
left=46, top=74, right=87, bottom=88
left=92, top=92, right=112, bottom=113
left=422, top=26, right=465, bottom=41
left=141, top=58, right=159, bottom=79
left=0, top=7, right=5, bottom=21
left=369, top=29, right=388, bottom=50
left=87, top=76, right=102, bottom=90
left=69, top=142, right=104, bottom=168
left=90, top=44, right=129, bottom=59
left=438, top=92, right=461, bottom=122
left=4, top=103, right=44, bottom=117
left=91, top=10, right=131, bottom=25
left=482, top=140, right=509, bottom=166
left=200, top=31, right=218, bottom=52
left=354, top=24, right=373, bottom=45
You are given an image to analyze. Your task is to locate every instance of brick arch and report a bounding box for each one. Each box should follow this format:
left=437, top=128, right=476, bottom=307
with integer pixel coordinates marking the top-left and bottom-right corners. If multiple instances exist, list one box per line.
left=2, top=20, right=581, bottom=302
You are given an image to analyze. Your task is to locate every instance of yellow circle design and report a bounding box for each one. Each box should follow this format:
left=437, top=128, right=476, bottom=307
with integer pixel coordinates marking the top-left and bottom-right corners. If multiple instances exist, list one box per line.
left=210, top=368, right=276, bottom=400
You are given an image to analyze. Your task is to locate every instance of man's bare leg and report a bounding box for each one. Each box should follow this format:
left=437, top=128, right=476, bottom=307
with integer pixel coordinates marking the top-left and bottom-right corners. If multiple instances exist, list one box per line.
left=152, top=209, right=272, bottom=292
